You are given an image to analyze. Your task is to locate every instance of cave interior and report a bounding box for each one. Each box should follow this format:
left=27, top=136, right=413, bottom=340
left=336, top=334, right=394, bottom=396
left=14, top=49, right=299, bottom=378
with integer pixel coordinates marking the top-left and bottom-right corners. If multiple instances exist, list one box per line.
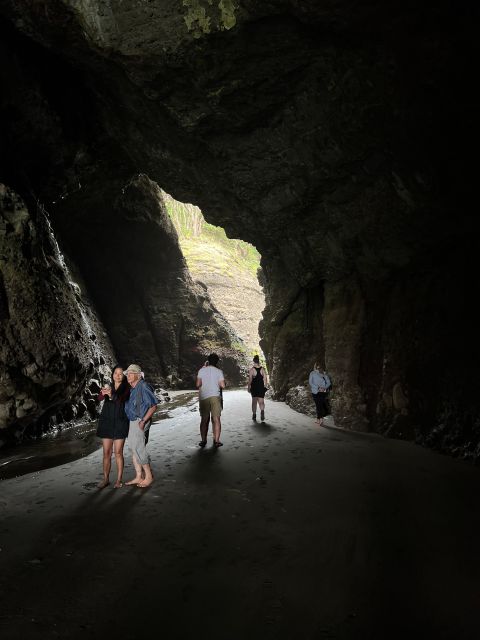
left=0, top=1, right=479, bottom=457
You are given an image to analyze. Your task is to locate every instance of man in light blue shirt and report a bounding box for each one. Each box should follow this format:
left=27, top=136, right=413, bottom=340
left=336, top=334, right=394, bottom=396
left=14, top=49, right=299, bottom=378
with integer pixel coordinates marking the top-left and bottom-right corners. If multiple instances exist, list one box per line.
left=308, top=363, right=331, bottom=426
left=124, top=364, right=158, bottom=487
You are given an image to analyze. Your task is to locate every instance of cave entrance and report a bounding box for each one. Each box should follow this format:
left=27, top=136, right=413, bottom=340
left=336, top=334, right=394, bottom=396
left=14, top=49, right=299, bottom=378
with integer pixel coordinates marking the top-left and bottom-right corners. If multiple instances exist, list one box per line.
left=163, top=191, right=265, bottom=361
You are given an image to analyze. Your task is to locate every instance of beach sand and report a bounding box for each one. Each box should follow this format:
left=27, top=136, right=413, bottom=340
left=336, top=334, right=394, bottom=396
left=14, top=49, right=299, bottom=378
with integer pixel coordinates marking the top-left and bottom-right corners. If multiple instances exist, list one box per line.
left=1, top=390, right=479, bottom=639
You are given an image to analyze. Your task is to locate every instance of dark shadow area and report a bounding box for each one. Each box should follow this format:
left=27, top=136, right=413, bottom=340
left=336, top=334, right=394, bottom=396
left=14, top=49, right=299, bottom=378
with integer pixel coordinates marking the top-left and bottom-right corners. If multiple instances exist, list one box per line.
left=251, top=421, right=275, bottom=435
left=0, top=422, right=100, bottom=480
left=182, top=445, right=228, bottom=485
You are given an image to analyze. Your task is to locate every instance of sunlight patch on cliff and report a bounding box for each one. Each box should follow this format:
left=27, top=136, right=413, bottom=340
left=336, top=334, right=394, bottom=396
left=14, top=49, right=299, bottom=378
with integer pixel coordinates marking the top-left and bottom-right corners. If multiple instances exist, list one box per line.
left=162, top=191, right=264, bottom=357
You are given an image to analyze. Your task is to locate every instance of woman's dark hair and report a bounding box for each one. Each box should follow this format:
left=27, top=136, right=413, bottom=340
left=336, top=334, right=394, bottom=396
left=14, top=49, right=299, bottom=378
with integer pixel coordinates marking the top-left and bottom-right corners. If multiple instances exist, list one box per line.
left=253, top=355, right=260, bottom=364
left=111, top=365, right=130, bottom=400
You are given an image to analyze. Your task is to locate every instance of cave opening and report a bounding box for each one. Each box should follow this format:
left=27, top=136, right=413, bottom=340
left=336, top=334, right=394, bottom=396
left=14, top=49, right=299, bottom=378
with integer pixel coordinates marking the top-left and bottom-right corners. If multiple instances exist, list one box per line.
left=162, top=190, right=266, bottom=363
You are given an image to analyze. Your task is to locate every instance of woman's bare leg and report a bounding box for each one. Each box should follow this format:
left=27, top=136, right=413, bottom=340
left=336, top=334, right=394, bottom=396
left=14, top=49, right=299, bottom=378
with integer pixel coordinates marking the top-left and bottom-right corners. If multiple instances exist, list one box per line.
left=251, top=397, right=258, bottom=417
left=258, top=398, right=265, bottom=420
left=113, top=439, right=125, bottom=487
left=98, top=439, right=113, bottom=488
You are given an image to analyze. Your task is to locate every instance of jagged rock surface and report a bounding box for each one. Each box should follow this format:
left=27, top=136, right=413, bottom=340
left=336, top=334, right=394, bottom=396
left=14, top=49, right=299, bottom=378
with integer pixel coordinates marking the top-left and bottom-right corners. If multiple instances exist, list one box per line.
left=196, top=270, right=263, bottom=355
left=50, top=173, right=249, bottom=388
left=0, top=184, right=115, bottom=442
left=0, top=2, right=478, bottom=457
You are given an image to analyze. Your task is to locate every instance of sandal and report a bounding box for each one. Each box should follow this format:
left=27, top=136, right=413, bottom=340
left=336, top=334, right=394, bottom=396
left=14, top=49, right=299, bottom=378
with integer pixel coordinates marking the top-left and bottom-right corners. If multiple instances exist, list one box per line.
left=213, top=441, right=223, bottom=448
left=198, top=440, right=207, bottom=448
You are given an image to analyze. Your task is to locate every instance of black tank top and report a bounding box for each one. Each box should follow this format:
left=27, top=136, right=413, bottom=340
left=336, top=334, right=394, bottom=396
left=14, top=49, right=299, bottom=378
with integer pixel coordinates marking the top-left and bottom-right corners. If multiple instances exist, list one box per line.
left=251, top=366, right=265, bottom=392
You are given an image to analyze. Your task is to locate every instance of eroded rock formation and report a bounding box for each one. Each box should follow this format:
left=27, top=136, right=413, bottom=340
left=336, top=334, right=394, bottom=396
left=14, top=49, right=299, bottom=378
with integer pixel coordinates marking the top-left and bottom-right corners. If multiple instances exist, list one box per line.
left=50, top=173, right=249, bottom=387
left=0, top=183, right=115, bottom=442
left=0, top=2, right=478, bottom=456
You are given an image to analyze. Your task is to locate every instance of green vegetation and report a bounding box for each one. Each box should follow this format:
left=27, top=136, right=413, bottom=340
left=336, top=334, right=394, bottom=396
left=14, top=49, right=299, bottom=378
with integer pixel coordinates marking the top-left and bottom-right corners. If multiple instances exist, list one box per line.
left=164, top=191, right=260, bottom=278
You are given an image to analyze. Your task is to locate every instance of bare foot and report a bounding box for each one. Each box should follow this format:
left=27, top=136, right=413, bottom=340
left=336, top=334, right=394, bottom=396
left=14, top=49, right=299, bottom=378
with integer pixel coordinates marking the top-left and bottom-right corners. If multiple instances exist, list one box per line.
left=97, top=479, right=110, bottom=489
left=315, top=418, right=320, bottom=425
left=138, top=477, right=153, bottom=488
left=125, top=477, right=142, bottom=486
left=114, top=481, right=123, bottom=488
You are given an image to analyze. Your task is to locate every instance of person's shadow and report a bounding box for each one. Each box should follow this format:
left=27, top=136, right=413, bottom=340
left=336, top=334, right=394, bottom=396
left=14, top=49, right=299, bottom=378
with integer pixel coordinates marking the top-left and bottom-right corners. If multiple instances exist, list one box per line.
left=250, top=421, right=274, bottom=435
left=181, top=442, right=228, bottom=485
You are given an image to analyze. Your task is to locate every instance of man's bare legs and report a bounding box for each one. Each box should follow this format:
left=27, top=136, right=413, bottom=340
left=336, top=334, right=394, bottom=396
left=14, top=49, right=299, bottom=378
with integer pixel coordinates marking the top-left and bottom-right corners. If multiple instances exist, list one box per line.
left=125, top=453, right=143, bottom=485
left=113, top=439, right=125, bottom=488
left=126, top=456, right=154, bottom=487
left=212, top=415, right=222, bottom=446
left=138, top=463, right=154, bottom=488
left=98, top=438, right=113, bottom=488
left=199, top=415, right=210, bottom=445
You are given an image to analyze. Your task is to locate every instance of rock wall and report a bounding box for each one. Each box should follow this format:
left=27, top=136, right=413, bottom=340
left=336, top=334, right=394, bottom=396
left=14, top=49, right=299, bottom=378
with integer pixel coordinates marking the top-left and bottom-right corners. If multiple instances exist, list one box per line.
left=196, top=269, right=264, bottom=355
left=50, top=173, right=249, bottom=388
left=0, top=2, right=478, bottom=456
left=0, top=184, right=115, bottom=443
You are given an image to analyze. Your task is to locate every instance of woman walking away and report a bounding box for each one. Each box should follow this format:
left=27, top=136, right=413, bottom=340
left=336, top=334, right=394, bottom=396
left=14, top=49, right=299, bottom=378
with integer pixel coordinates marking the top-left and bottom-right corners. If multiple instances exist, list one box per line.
left=248, top=355, right=269, bottom=422
left=96, top=365, right=131, bottom=488
left=308, top=362, right=331, bottom=426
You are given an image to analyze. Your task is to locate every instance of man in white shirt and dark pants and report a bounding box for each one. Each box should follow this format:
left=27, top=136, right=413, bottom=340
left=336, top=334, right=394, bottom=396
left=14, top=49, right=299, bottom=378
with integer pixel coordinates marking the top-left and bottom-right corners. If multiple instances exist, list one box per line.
left=196, top=353, right=225, bottom=448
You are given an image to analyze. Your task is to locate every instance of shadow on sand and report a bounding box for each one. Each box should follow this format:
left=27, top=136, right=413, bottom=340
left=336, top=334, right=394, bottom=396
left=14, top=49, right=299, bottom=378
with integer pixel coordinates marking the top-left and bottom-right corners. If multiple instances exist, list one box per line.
left=250, top=421, right=274, bottom=435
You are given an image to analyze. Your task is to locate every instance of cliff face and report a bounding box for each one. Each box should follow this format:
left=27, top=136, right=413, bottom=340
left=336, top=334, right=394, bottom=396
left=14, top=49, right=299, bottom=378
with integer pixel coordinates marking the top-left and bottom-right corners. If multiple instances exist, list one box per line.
left=0, top=174, right=247, bottom=441
left=0, top=2, right=478, bottom=456
left=0, top=184, right=115, bottom=441
left=165, top=195, right=264, bottom=356
left=50, top=173, right=249, bottom=388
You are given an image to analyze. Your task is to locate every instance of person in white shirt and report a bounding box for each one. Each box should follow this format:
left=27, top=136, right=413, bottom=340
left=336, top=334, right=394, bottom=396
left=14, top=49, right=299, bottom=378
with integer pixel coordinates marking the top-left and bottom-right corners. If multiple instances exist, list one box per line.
left=196, top=353, right=226, bottom=448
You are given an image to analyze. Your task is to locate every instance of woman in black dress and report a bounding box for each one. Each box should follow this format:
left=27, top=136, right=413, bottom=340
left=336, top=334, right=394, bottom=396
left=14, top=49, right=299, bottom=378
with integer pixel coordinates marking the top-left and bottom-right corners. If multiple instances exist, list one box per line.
left=96, top=365, right=130, bottom=488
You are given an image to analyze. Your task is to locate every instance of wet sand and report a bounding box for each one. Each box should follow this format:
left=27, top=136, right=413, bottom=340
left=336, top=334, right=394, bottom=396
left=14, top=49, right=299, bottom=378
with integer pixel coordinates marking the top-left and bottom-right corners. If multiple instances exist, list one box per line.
left=1, top=390, right=479, bottom=639
left=0, top=391, right=193, bottom=480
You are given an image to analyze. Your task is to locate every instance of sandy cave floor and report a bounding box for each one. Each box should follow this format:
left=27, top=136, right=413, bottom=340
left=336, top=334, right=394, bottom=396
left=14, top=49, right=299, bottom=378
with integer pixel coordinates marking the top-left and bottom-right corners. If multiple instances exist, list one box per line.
left=1, top=390, right=479, bottom=640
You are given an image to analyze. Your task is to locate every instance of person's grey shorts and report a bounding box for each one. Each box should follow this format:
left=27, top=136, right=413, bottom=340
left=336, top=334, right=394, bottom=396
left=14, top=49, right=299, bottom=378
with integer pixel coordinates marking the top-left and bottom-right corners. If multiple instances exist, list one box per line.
left=127, top=419, right=150, bottom=465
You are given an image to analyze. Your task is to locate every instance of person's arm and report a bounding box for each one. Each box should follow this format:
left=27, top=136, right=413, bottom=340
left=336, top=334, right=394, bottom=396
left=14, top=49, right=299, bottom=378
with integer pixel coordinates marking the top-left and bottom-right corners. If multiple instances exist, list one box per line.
left=319, top=373, right=328, bottom=392
left=196, top=376, right=202, bottom=389
left=98, top=386, right=112, bottom=401
left=139, top=403, right=156, bottom=430
left=247, top=368, right=253, bottom=391
left=263, top=368, right=269, bottom=386
left=219, top=378, right=225, bottom=389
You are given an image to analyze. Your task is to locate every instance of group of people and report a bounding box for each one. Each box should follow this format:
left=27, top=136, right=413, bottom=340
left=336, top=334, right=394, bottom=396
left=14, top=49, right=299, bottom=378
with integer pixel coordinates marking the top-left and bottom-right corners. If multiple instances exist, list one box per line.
left=96, top=354, right=331, bottom=488
left=96, top=363, right=158, bottom=489
left=194, top=353, right=270, bottom=449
